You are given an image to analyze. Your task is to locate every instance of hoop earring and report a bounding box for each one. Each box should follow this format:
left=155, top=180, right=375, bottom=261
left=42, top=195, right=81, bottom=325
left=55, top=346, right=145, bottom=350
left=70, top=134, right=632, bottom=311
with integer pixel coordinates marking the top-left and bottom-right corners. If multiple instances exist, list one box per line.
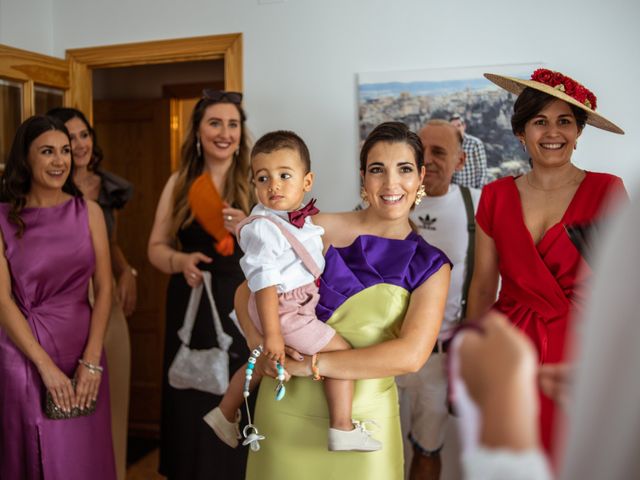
left=196, top=137, right=202, bottom=158
left=414, top=184, right=426, bottom=206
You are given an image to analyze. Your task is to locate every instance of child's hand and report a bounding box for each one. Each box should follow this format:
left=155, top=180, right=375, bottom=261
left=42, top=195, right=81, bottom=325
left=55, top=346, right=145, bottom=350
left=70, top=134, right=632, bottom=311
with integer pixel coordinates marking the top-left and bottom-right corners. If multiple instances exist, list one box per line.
left=263, top=333, right=286, bottom=366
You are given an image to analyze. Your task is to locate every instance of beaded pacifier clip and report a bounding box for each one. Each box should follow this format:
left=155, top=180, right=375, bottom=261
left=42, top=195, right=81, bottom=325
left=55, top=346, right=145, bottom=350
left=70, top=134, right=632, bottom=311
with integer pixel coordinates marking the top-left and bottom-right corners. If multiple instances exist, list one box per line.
left=241, top=345, right=286, bottom=451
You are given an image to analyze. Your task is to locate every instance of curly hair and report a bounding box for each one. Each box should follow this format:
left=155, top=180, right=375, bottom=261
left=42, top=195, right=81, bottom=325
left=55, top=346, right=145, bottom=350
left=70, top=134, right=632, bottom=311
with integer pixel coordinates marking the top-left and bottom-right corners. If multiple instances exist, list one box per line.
left=0, top=115, right=81, bottom=237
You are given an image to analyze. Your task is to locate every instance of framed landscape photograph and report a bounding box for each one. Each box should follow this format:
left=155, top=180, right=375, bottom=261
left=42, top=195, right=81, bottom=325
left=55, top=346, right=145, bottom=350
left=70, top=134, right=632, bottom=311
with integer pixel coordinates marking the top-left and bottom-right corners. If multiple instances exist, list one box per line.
left=357, top=63, right=542, bottom=182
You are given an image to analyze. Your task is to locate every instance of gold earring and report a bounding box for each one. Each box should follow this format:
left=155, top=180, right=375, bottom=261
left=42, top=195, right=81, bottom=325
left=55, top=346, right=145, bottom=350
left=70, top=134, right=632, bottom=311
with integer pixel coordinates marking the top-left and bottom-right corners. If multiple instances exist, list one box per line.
left=414, top=184, right=426, bottom=206
left=360, top=187, right=369, bottom=205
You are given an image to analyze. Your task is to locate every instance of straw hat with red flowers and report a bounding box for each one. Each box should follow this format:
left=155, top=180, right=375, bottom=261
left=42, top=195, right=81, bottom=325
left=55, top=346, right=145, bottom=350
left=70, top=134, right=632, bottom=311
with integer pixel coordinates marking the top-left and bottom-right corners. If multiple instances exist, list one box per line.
left=484, top=69, right=624, bottom=134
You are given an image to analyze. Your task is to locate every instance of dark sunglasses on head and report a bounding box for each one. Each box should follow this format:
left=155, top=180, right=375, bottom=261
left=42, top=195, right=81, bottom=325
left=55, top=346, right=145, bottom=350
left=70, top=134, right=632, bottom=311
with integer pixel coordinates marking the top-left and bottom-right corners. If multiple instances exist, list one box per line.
left=201, top=89, right=243, bottom=104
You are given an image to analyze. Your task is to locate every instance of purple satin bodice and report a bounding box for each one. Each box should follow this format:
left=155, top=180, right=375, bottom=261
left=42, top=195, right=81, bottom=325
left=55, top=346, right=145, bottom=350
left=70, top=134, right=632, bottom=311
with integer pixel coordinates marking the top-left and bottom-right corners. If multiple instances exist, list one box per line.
left=0, top=198, right=95, bottom=364
left=0, top=197, right=115, bottom=479
left=317, top=231, right=451, bottom=321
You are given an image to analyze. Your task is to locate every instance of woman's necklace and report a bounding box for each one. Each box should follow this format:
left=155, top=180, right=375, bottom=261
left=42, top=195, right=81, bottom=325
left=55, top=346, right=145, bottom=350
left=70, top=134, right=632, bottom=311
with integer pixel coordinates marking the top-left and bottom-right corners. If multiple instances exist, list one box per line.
left=525, top=169, right=583, bottom=192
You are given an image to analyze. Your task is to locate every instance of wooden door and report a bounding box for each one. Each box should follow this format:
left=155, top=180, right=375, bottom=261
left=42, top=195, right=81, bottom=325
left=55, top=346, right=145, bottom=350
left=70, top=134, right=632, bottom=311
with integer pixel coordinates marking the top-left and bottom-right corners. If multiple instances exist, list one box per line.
left=93, top=98, right=171, bottom=436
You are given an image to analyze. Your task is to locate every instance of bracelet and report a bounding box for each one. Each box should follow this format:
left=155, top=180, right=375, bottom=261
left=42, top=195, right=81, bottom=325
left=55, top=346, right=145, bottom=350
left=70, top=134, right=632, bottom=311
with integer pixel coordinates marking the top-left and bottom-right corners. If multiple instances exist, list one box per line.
left=78, top=359, right=104, bottom=374
left=311, top=353, right=324, bottom=381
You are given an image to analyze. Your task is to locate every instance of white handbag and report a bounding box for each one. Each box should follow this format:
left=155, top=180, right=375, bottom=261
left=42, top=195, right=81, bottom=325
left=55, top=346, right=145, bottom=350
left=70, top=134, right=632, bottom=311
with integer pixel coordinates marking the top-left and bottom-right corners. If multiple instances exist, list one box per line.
left=168, top=271, right=233, bottom=395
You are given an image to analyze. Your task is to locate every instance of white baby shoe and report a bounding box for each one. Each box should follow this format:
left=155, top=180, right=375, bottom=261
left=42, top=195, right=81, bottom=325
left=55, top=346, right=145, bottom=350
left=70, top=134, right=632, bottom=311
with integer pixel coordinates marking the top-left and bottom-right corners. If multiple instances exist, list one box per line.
left=203, top=407, right=241, bottom=448
left=328, top=420, right=382, bottom=452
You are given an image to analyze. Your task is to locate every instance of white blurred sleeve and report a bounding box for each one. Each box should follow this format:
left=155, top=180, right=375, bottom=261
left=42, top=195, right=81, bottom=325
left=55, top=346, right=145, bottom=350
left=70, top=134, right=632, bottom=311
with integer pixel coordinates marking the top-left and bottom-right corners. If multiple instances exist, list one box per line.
left=560, top=197, right=640, bottom=479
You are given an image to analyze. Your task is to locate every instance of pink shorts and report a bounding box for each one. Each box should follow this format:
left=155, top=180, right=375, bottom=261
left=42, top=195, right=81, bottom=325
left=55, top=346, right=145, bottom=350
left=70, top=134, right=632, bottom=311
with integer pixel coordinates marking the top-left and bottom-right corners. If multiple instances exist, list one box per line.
left=248, top=282, right=336, bottom=355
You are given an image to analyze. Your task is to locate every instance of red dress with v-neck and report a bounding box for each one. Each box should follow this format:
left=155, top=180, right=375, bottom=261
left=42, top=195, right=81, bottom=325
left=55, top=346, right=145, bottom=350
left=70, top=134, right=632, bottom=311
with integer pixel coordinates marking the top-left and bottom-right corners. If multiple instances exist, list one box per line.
left=476, top=171, right=626, bottom=455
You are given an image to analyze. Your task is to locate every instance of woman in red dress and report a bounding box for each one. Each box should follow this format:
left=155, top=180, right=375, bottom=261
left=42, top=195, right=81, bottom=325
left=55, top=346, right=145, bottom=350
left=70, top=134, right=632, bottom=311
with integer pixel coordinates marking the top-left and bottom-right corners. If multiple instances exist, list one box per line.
left=466, top=69, right=628, bottom=455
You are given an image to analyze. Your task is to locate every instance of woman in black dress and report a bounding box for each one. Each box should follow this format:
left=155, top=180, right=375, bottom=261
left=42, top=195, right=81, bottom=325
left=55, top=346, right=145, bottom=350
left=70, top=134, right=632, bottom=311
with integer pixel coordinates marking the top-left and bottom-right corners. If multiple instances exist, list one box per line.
left=147, top=91, right=254, bottom=479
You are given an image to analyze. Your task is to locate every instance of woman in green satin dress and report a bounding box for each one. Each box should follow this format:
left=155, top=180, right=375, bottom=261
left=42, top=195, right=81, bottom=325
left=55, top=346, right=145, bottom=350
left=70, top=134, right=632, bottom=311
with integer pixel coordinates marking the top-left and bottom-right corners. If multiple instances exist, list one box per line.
left=237, top=122, right=451, bottom=480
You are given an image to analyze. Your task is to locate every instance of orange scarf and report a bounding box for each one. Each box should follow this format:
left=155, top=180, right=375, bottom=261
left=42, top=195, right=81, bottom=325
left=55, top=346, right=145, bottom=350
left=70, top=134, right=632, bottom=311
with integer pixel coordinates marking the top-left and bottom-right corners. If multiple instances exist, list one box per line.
left=187, top=173, right=234, bottom=256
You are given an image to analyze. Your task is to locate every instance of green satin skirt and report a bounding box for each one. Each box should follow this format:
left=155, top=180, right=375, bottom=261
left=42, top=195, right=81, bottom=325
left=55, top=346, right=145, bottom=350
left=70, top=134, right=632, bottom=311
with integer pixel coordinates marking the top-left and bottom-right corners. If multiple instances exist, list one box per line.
left=246, top=285, right=409, bottom=480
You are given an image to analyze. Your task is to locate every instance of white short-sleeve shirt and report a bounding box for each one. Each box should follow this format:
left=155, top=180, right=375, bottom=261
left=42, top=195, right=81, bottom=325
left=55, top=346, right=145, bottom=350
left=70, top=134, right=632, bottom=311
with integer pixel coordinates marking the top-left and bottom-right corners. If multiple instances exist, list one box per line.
left=410, top=184, right=481, bottom=339
left=238, top=203, right=325, bottom=294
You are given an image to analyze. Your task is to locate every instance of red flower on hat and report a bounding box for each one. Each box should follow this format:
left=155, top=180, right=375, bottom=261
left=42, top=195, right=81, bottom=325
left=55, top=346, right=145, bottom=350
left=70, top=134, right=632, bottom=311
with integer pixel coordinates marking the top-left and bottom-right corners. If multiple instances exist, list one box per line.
left=573, top=85, right=587, bottom=105
left=531, top=68, right=597, bottom=110
left=532, top=68, right=556, bottom=85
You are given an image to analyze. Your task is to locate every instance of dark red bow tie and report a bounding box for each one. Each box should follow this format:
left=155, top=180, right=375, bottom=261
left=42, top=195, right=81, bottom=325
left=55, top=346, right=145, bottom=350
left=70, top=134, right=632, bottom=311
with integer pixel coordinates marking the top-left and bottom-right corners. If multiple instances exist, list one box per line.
left=288, top=198, right=319, bottom=228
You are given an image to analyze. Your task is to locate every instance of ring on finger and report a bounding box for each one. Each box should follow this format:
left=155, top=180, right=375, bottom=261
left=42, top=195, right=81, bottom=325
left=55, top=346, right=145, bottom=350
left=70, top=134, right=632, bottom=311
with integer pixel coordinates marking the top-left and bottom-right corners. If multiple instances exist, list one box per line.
left=226, top=215, right=232, bottom=221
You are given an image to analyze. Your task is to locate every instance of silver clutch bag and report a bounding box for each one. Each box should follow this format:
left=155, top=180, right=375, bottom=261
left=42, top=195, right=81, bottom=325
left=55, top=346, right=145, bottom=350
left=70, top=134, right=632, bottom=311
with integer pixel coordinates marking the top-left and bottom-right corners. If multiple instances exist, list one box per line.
left=168, top=271, right=233, bottom=395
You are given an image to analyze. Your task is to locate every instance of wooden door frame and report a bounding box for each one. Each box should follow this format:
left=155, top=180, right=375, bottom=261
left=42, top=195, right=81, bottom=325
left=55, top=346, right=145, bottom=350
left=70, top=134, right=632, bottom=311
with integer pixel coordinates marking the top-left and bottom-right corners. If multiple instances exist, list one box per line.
left=66, top=33, right=242, bottom=119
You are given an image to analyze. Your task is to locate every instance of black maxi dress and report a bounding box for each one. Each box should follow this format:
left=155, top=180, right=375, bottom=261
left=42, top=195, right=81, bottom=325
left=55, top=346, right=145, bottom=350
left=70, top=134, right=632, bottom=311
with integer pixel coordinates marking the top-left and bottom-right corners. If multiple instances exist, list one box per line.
left=159, top=219, right=253, bottom=480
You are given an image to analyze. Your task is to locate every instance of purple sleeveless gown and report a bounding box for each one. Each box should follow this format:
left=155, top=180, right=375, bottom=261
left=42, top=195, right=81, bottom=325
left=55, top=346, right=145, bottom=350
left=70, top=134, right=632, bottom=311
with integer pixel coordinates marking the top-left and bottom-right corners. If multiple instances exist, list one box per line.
left=0, top=197, right=116, bottom=479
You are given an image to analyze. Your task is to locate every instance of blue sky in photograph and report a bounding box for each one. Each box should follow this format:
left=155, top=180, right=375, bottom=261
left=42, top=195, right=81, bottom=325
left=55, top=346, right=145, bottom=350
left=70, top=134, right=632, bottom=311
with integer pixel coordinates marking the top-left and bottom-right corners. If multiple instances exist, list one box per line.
left=359, top=77, right=492, bottom=100
left=357, top=64, right=541, bottom=101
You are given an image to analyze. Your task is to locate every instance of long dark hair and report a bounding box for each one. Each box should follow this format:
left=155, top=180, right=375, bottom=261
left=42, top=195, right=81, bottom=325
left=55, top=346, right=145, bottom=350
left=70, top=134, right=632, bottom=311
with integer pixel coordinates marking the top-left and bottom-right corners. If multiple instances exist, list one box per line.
left=47, top=107, right=104, bottom=171
left=170, top=96, right=253, bottom=237
left=0, top=115, right=81, bottom=237
left=359, top=121, right=424, bottom=172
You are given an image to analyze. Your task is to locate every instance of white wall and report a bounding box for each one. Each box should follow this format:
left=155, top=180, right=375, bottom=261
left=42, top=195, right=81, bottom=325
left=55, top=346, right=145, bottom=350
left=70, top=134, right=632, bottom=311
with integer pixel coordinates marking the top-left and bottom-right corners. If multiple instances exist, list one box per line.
left=0, top=0, right=54, bottom=54
left=4, top=0, right=640, bottom=208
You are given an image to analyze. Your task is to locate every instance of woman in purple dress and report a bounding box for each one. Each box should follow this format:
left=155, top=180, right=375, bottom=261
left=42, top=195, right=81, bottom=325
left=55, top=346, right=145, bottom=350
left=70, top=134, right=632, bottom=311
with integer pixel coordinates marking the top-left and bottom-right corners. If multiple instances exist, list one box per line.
left=0, top=116, right=116, bottom=479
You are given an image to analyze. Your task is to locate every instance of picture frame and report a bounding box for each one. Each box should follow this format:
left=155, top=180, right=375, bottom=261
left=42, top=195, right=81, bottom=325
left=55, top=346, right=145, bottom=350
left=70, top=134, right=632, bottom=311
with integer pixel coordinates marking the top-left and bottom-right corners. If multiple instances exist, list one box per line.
left=357, top=63, right=542, bottom=182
